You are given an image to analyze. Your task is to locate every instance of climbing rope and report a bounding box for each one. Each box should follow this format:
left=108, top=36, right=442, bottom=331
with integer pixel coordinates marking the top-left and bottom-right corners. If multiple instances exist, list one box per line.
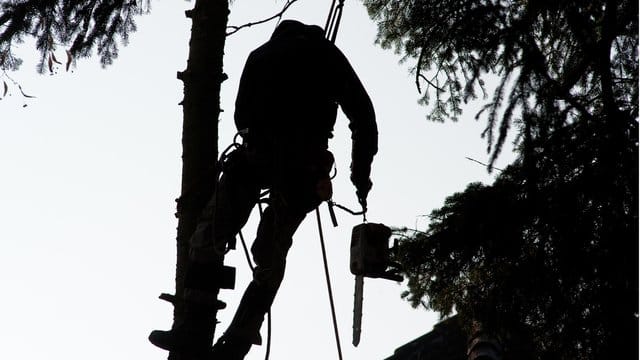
left=324, top=0, right=346, bottom=43
left=316, top=208, right=344, bottom=360
left=320, top=2, right=349, bottom=359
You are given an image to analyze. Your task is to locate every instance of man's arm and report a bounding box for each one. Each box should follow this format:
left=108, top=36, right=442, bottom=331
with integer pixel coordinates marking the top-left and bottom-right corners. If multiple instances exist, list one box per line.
left=334, top=48, right=378, bottom=208
left=234, top=54, right=257, bottom=134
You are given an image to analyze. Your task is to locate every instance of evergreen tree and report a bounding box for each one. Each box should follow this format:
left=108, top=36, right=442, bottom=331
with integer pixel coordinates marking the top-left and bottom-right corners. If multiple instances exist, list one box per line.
left=0, top=0, right=150, bottom=72
left=1, top=1, right=229, bottom=359
left=363, top=0, right=638, bottom=358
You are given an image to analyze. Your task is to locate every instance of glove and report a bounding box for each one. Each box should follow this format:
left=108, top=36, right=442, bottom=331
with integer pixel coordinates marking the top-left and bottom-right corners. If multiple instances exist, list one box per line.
left=351, top=160, right=372, bottom=212
left=353, top=177, right=372, bottom=212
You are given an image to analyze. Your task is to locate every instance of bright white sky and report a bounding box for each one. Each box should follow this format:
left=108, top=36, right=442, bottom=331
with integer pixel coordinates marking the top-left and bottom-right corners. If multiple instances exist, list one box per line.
left=0, top=1, right=513, bottom=359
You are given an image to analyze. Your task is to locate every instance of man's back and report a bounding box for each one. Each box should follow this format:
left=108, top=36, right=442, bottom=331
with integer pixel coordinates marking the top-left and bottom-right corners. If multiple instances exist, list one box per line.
left=234, top=21, right=370, bottom=154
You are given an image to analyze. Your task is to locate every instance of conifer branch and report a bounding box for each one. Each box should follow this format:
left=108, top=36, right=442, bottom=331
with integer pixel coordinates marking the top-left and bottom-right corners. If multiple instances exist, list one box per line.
left=415, top=47, right=424, bottom=94
left=226, top=0, right=299, bottom=36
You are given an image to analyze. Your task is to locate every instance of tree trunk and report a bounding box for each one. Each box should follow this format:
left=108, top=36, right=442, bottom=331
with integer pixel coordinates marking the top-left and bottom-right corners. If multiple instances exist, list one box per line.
left=172, top=0, right=229, bottom=359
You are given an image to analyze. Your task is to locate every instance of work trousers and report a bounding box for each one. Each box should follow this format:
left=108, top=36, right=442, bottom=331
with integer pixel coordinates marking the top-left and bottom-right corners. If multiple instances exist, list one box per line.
left=186, top=146, right=331, bottom=345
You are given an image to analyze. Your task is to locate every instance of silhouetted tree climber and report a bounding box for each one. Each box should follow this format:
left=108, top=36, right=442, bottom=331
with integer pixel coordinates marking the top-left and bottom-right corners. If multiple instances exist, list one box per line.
left=149, top=19, right=377, bottom=359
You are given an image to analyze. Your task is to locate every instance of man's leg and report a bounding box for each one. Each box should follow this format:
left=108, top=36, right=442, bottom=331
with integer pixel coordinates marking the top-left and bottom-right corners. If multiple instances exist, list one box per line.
left=149, top=153, right=261, bottom=353
left=213, top=190, right=312, bottom=358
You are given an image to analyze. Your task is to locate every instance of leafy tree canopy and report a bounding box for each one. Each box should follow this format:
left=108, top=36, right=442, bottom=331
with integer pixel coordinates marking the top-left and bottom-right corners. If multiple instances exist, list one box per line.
left=364, top=0, right=638, bottom=359
left=0, top=0, right=150, bottom=73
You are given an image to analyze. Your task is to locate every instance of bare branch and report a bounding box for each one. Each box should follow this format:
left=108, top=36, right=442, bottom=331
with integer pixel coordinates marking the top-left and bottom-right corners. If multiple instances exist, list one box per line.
left=419, top=73, right=444, bottom=93
left=226, top=0, right=299, bottom=36
left=465, top=156, right=504, bottom=172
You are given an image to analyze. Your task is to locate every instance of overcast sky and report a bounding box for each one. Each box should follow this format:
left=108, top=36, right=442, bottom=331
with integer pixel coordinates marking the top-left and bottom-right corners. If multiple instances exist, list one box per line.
left=0, top=1, right=513, bottom=360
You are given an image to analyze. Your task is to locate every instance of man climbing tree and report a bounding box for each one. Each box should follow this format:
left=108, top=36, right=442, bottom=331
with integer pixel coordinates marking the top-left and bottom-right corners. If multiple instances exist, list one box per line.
left=149, top=19, right=378, bottom=359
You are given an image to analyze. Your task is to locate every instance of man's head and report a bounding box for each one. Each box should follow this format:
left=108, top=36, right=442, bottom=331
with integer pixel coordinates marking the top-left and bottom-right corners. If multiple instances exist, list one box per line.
left=271, top=20, right=324, bottom=41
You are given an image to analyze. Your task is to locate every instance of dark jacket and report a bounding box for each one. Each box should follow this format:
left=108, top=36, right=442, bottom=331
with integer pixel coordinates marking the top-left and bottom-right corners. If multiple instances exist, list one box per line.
left=234, top=20, right=377, bottom=187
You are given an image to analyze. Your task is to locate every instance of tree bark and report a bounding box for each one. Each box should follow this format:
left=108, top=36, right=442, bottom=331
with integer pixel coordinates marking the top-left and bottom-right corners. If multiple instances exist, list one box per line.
left=172, top=0, right=229, bottom=359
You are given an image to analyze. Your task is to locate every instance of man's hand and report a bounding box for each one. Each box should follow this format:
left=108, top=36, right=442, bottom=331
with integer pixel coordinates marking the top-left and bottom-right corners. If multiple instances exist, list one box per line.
left=351, top=159, right=373, bottom=212
left=354, top=178, right=372, bottom=212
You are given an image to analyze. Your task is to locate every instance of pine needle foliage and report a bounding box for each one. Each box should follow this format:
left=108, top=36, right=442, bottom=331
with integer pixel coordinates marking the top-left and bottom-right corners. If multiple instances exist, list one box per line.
left=0, top=0, right=151, bottom=72
left=364, top=1, right=638, bottom=358
left=363, top=0, right=638, bottom=165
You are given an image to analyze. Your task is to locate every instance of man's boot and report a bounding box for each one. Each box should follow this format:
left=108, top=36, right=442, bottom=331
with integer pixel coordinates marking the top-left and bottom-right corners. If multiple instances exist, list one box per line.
left=149, top=262, right=223, bottom=353
left=148, top=300, right=216, bottom=353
